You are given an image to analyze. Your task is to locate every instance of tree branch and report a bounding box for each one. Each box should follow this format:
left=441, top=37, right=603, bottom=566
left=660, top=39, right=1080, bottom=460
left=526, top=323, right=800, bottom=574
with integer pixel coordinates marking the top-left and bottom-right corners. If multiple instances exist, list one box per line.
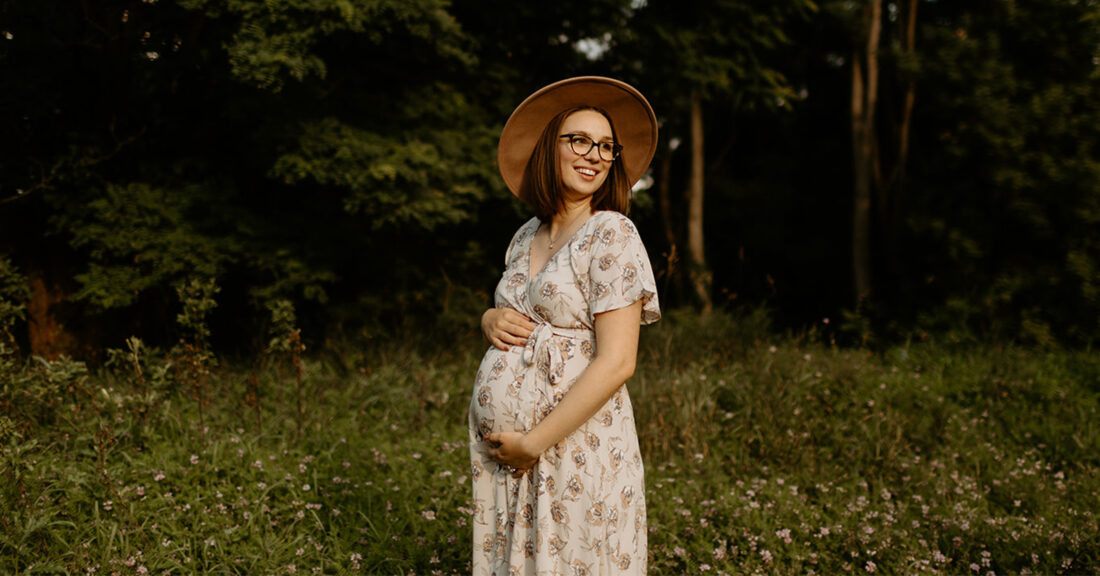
left=0, top=125, right=146, bottom=206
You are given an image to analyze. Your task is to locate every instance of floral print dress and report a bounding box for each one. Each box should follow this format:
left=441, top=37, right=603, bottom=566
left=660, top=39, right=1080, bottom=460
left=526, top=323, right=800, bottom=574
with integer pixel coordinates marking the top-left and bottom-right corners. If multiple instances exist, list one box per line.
left=469, top=210, right=661, bottom=575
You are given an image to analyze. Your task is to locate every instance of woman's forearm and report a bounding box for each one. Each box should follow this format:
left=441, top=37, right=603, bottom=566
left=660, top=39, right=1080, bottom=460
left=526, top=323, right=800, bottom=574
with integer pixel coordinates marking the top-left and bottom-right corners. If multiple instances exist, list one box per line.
left=521, top=353, right=635, bottom=455
left=521, top=301, right=642, bottom=457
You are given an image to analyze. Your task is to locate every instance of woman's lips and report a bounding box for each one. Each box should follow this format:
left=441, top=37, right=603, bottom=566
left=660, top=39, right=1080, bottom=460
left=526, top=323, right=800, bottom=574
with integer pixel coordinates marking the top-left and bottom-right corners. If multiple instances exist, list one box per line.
left=575, top=166, right=598, bottom=179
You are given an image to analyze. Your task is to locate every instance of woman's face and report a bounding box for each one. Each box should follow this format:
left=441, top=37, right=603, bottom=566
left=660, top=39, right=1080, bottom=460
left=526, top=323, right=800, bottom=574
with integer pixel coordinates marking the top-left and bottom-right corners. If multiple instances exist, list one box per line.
left=557, top=109, right=614, bottom=201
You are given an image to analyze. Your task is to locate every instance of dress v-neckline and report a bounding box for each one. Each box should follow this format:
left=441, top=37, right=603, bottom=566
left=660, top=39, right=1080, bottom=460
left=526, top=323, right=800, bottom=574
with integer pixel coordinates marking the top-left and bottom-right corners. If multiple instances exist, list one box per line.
left=527, top=213, right=597, bottom=282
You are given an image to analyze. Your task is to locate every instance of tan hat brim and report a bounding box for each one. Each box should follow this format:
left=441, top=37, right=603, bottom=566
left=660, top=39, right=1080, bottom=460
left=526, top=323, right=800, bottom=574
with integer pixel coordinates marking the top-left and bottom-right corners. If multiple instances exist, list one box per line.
left=498, top=76, right=658, bottom=198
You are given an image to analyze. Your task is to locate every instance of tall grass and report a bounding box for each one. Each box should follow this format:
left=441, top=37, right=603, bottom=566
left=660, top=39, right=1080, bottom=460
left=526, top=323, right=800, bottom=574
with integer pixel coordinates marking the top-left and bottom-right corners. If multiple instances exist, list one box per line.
left=637, top=312, right=1099, bottom=574
left=1, top=310, right=1097, bottom=574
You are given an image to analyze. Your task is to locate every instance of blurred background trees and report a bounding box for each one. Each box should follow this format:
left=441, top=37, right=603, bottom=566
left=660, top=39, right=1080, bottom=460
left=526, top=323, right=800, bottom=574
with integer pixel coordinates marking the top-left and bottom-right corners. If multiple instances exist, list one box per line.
left=1, top=0, right=1098, bottom=357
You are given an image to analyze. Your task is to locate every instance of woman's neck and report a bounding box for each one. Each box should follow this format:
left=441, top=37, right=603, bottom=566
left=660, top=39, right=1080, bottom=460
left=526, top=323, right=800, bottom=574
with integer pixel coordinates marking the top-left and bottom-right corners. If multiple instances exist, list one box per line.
left=551, top=201, right=590, bottom=229
left=544, top=201, right=593, bottom=251
left=554, top=198, right=589, bottom=224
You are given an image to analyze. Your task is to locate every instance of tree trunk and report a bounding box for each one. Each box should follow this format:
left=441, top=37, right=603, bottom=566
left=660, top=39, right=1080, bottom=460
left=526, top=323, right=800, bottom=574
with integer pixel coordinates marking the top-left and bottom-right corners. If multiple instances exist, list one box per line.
left=686, top=90, right=713, bottom=315
left=656, top=147, right=684, bottom=301
left=851, top=0, right=881, bottom=305
left=896, top=0, right=918, bottom=197
left=884, top=0, right=919, bottom=291
left=27, top=267, right=76, bottom=359
left=879, top=0, right=918, bottom=225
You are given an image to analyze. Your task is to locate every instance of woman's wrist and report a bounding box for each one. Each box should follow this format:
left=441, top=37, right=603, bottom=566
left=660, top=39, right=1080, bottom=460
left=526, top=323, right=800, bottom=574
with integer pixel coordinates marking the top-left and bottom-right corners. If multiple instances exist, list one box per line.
left=480, top=308, right=496, bottom=339
left=521, top=430, right=548, bottom=459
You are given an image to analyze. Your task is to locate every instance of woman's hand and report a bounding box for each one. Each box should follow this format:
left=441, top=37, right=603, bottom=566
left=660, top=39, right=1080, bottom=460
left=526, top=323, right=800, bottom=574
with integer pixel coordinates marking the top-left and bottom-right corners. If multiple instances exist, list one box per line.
left=481, top=308, right=536, bottom=351
left=484, top=431, right=539, bottom=478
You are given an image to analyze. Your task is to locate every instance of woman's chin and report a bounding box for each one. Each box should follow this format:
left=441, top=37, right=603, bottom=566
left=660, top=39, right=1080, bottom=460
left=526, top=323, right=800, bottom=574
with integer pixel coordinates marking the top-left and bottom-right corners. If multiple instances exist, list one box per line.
left=562, top=185, right=601, bottom=201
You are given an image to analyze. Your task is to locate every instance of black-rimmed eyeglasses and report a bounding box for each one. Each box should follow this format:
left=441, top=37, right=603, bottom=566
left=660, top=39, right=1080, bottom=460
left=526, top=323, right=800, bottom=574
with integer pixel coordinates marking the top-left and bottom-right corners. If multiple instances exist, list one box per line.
left=559, top=134, right=622, bottom=162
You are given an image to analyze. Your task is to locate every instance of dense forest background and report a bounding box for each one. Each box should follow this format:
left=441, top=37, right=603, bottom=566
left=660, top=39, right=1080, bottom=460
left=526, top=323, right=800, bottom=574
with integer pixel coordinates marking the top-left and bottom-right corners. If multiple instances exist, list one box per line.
left=2, top=0, right=1099, bottom=358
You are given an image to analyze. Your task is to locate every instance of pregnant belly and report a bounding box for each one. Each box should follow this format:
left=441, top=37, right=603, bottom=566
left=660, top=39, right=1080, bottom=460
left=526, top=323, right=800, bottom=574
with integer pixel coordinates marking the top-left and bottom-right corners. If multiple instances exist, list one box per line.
left=469, top=345, right=533, bottom=440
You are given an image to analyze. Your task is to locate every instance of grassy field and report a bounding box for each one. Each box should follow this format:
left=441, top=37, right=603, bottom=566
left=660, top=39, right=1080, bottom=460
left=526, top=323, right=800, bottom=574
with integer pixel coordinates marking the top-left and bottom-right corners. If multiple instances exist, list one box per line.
left=1, top=311, right=1098, bottom=575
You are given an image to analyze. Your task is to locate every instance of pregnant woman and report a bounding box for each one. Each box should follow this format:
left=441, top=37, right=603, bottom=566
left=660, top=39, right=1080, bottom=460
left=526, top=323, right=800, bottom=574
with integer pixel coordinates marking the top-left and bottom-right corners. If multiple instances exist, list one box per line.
left=469, top=76, right=661, bottom=575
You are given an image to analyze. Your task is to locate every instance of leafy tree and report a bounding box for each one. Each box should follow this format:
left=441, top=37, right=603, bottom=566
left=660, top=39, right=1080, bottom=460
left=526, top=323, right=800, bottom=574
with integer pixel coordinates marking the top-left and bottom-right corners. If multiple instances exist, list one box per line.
left=904, top=0, right=1100, bottom=343
left=177, top=0, right=475, bottom=91
left=0, top=0, right=502, bottom=350
left=3, top=0, right=1099, bottom=352
left=614, top=0, right=817, bottom=314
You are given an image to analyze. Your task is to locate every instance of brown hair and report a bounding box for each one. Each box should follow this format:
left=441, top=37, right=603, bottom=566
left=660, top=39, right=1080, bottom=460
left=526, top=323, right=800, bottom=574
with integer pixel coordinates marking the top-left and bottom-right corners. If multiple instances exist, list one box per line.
left=519, top=106, right=632, bottom=221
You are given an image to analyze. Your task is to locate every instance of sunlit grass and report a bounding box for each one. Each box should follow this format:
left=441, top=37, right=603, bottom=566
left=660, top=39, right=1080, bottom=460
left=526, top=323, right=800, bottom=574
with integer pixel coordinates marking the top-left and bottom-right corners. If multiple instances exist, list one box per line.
left=1, top=312, right=1097, bottom=574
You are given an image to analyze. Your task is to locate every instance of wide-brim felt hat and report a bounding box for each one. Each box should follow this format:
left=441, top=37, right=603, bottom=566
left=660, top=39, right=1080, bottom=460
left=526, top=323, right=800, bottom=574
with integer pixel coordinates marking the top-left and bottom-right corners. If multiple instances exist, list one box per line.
left=498, top=76, right=658, bottom=198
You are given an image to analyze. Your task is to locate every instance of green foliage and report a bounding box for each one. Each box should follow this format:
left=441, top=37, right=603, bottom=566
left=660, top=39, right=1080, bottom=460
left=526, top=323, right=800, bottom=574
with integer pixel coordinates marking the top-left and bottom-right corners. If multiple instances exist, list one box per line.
left=265, top=298, right=300, bottom=356
left=59, top=183, right=234, bottom=310
left=0, top=259, right=87, bottom=427
left=248, top=251, right=336, bottom=308
left=4, top=0, right=1100, bottom=349
left=0, top=257, right=29, bottom=348
left=659, top=0, right=813, bottom=100
left=104, top=336, right=175, bottom=393
left=620, top=0, right=817, bottom=112
left=0, top=352, right=90, bottom=572
left=270, top=110, right=499, bottom=231
left=635, top=320, right=1100, bottom=574
left=175, top=277, right=220, bottom=346
left=2, top=354, right=89, bottom=434
left=909, top=0, right=1100, bottom=344
left=179, top=0, right=475, bottom=91
left=0, top=318, right=1096, bottom=573
left=172, top=277, right=220, bottom=433
left=2, top=0, right=502, bottom=341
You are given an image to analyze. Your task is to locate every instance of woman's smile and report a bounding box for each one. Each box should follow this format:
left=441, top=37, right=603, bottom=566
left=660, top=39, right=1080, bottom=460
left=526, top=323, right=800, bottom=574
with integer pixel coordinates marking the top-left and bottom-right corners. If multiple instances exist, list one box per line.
left=574, top=166, right=599, bottom=179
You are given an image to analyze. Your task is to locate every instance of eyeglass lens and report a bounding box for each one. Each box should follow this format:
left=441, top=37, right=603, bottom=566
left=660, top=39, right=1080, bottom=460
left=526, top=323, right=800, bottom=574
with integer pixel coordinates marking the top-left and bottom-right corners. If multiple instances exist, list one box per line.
left=566, top=135, right=618, bottom=161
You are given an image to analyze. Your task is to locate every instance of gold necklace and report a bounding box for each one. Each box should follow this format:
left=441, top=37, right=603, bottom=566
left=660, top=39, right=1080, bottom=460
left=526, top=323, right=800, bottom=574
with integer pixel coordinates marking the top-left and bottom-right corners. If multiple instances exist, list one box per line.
left=547, top=210, right=588, bottom=250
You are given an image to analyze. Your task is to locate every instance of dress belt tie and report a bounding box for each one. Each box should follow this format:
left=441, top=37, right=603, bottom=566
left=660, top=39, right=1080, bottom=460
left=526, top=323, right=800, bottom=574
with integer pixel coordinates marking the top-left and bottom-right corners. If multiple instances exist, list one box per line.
left=512, top=322, right=591, bottom=431
left=521, top=322, right=592, bottom=368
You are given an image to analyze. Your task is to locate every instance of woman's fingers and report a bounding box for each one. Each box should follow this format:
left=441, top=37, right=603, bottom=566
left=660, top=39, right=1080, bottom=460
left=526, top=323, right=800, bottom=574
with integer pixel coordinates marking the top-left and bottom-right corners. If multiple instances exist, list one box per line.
left=507, top=323, right=533, bottom=340
left=489, top=334, right=523, bottom=351
left=500, top=309, right=535, bottom=336
left=491, top=323, right=530, bottom=349
left=484, top=308, right=552, bottom=352
left=483, top=308, right=536, bottom=349
left=501, top=330, right=528, bottom=346
left=486, top=437, right=537, bottom=477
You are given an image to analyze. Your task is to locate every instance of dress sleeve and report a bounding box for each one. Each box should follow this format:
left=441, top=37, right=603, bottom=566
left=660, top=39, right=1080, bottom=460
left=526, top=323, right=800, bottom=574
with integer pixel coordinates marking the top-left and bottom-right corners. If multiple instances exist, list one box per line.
left=494, top=218, right=538, bottom=309
left=586, top=213, right=661, bottom=325
left=503, top=217, right=538, bottom=267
